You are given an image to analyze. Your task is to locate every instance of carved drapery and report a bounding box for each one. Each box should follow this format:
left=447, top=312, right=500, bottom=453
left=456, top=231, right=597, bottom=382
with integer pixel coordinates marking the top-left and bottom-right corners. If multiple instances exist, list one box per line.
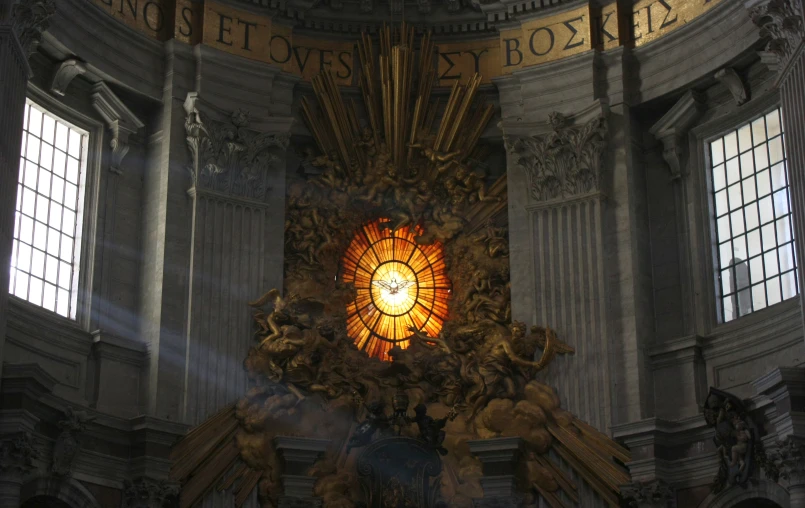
left=751, top=0, right=805, bottom=70
left=505, top=112, right=607, bottom=202
left=184, top=94, right=289, bottom=202
left=8, top=0, right=55, bottom=56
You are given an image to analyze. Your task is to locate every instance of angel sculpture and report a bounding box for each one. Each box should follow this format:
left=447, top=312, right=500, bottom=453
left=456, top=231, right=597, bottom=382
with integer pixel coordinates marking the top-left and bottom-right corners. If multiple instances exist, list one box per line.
left=464, top=322, right=575, bottom=420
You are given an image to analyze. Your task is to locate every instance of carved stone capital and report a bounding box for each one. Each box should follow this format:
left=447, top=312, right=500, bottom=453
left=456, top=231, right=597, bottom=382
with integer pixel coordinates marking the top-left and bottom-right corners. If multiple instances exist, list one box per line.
left=91, top=82, right=144, bottom=175
left=750, top=0, right=805, bottom=72
left=50, top=59, right=87, bottom=97
left=620, top=479, right=675, bottom=508
left=7, top=0, right=56, bottom=56
left=123, top=477, right=179, bottom=508
left=649, top=91, right=707, bottom=180
left=715, top=68, right=749, bottom=106
left=769, top=436, right=805, bottom=485
left=0, top=433, right=38, bottom=477
left=184, top=92, right=290, bottom=203
left=504, top=110, right=608, bottom=203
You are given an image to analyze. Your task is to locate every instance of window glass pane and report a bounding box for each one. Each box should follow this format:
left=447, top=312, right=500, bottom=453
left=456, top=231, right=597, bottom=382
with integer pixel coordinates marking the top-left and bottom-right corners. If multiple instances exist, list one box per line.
left=728, top=184, right=742, bottom=211
left=757, top=169, right=771, bottom=197
left=730, top=210, right=745, bottom=236
left=742, top=178, right=757, bottom=204
left=711, top=139, right=724, bottom=165
left=740, top=152, right=754, bottom=179
left=782, top=271, right=797, bottom=299
left=768, top=277, right=782, bottom=306
left=41, top=115, right=55, bottom=145
left=726, top=158, right=740, bottom=186
left=769, top=137, right=784, bottom=165
left=724, top=132, right=738, bottom=159
left=751, top=283, right=767, bottom=310
left=710, top=107, right=797, bottom=323
left=10, top=100, right=87, bottom=319
left=771, top=162, right=787, bottom=191
left=767, top=110, right=782, bottom=138
left=23, top=160, right=37, bottom=189
left=713, top=164, right=726, bottom=191
left=745, top=203, right=759, bottom=231
left=715, top=190, right=729, bottom=216
left=752, top=117, right=767, bottom=146
left=748, top=230, right=762, bottom=258
left=738, top=124, right=752, bottom=153
left=52, top=150, right=66, bottom=178
left=781, top=243, right=796, bottom=272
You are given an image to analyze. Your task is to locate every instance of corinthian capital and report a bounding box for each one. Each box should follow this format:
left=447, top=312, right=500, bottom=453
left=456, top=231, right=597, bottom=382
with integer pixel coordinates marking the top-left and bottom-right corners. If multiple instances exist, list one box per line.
left=0, top=433, right=38, bottom=476
left=7, top=0, right=56, bottom=56
left=749, top=0, right=805, bottom=70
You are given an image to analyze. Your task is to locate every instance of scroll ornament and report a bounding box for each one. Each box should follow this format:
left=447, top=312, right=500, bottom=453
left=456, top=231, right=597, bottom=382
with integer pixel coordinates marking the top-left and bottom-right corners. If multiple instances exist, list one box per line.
left=506, top=112, right=608, bottom=203
left=184, top=105, right=289, bottom=202
left=751, top=0, right=805, bottom=67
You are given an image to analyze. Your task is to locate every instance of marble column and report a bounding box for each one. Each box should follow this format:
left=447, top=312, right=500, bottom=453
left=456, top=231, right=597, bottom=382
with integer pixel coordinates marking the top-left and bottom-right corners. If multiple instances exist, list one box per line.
left=746, top=0, right=805, bottom=333
left=0, top=0, right=55, bottom=385
left=181, top=92, right=293, bottom=426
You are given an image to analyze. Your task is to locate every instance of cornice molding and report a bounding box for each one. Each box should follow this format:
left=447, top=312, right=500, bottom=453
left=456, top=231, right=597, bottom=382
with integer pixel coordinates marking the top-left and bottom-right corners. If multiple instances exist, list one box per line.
left=649, top=90, right=707, bottom=180
left=90, top=82, right=145, bottom=175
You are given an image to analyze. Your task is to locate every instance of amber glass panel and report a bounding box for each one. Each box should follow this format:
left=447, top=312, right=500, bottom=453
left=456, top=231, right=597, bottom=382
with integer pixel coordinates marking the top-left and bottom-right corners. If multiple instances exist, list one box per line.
left=341, top=219, right=451, bottom=360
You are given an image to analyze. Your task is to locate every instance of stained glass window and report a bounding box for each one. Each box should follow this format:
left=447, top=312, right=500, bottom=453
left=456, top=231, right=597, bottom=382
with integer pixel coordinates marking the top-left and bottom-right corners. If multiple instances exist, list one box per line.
left=341, top=219, right=451, bottom=360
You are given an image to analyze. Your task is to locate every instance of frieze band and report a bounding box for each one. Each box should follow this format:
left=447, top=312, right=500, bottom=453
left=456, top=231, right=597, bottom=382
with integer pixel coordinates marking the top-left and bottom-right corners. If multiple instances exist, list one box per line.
left=86, top=0, right=725, bottom=86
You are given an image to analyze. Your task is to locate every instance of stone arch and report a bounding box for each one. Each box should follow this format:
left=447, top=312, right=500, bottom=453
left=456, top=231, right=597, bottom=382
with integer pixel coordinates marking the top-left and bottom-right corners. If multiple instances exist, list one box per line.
left=696, top=480, right=789, bottom=508
left=20, top=475, right=102, bottom=508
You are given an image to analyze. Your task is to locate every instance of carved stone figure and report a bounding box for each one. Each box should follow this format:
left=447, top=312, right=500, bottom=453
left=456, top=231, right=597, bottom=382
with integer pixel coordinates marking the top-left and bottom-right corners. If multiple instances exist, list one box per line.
left=702, top=388, right=756, bottom=492
left=52, top=406, right=95, bottom=476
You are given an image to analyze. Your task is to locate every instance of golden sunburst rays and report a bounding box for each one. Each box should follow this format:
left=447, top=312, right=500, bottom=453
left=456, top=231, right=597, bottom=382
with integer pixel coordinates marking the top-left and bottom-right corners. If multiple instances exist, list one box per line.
left=301, top=23, right=494, bottom=182
left=341, top=219, right=451, bottom=360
